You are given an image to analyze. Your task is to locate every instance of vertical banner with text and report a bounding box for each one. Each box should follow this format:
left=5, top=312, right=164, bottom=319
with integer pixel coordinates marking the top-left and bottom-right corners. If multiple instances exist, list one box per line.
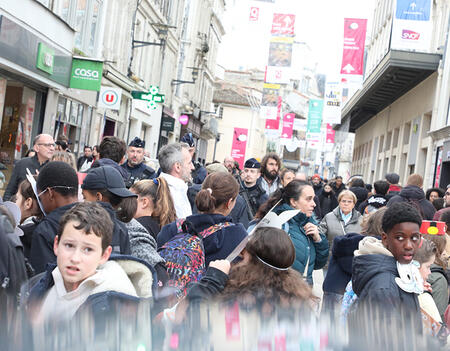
left=231, top=128, right=248, bottom=169
left=326, top=123, right=335, bottom=143
left=281, top=113, right=295, bottom=139
left=307, top=99, right=323, bottom=133
left=340, top=18, right=367, bottom=76
left=260, top=83, right=280, bottom=119
left=323, top=81, right=342, bottom=124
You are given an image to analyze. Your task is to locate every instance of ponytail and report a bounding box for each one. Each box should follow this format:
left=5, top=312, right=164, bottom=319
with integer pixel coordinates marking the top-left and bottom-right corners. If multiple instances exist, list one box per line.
left=196, top=188, right=216, bottom=213
left=195, top=173, right=239, bottom=214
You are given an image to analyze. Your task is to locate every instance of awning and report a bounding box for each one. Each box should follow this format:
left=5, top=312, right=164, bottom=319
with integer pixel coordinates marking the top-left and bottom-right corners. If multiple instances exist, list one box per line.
left=340, top=50, right=441, bottom=132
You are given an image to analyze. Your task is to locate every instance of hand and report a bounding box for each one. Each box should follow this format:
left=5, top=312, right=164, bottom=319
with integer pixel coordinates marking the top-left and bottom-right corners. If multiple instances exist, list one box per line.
left=423, top=281, right=432, bottom=293
left=304, top=223, right=321, bottom=242
left=209, top=260, right=231, bottom=275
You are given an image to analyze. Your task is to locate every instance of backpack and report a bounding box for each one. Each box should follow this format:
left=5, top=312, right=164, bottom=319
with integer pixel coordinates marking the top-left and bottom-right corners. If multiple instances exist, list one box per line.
left=158, top=218, right=232, bottom=298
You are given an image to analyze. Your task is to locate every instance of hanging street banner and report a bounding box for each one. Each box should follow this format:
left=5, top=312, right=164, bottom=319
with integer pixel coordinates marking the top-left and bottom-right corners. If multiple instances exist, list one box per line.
left=326, top=123, right=335, bottom=143
left=271, top=13, right=296, bottom=36
left=231, top=128, right=248, bottom=169
left=265, top=66, right=291, bottom=84
left=268, top=36, right=293, bottom=67
left=97, top=86, right=122, bottom=110
left=306, top=99, right=323, bottom=133
left=260, top=83, right=280, bottom=119
left=391, top=0, right=432, bottom=52
left=70, top=58, right=103, bottom=91
left=323, top=81, right=342, bottom=124
left=281, top=113, right=295, bottom=139
left=249, top=7, right=260, bottom=21
left=340, top=18, right=367, bottom=76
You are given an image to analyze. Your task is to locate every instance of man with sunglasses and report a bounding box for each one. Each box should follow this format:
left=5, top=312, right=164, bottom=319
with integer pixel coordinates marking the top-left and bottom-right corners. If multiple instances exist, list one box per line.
left=3, top=134, right=55, bottom=201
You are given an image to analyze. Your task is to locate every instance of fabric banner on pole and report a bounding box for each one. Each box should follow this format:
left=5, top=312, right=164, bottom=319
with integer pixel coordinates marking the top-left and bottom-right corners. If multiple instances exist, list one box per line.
left=323, top=81, right=342, bottom=124
left=231, top=128, right=248, bottom=169
left=391, top=0, right=432, bottom=52
left=307, top=99, right=323, bottom=133
left=271, top=13, right=295, bottom=36
left=281, top=113, right=294, bottom=139
left=268, top=36, right=293, bottom=67
left=260, top=83, right=280, bottom=119
left=326, top=123, right=335, bottom=143
left=340, top=18, right=367, bottom=76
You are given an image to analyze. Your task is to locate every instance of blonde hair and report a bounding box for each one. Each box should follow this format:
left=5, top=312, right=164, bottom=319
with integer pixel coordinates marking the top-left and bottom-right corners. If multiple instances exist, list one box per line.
left=130, top=177, right=176, bottom=227
left=51, top=151, right=76, bottom=170
left=338, top=190, right=357, bottom=204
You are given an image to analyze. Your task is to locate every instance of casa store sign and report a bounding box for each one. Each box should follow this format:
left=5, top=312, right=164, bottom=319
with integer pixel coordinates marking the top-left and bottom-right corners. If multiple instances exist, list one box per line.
left=97, top=86, right=122, bottom=110
left=70, top=57, right=103, bottom=91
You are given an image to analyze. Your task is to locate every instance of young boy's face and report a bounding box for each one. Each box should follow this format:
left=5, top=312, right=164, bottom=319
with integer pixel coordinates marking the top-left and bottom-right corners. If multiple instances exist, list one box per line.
left=381, top=222, right=421, bottom=264
left=54, top=220, right=111, bottom=292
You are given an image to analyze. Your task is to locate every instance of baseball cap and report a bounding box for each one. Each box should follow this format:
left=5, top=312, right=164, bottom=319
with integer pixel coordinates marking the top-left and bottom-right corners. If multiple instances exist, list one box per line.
left=82, top=166, right=137, bottom=198
left=244, top=158, right=261, bottom=169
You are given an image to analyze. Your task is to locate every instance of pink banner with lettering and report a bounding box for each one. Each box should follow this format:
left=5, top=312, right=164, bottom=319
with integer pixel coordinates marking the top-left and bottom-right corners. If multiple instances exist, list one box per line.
left=326, top=123, right=335, bottom=143
left=231, top=128, right=248, bottom=169
left=281, top=113, right=294, bottom=139
left=340, top=18, right=367, bottom=75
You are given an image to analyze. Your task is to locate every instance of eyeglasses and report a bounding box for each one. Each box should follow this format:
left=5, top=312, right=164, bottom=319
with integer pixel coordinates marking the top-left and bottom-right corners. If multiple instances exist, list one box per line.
left=37, top=143, right=56, bottom=148
left=38, top=186, right=76, bottom=198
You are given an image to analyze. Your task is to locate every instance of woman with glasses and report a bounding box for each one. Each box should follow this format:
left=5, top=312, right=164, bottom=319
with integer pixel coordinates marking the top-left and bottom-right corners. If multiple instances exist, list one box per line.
left=318, top=190, right=362, bottom=258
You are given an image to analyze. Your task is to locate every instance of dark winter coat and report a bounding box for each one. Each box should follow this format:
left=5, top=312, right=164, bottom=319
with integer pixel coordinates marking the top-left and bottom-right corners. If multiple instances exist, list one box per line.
left=387, top=185, right=436, bottom=220
left=331, top=182, right=346, bottom=198
left=348, top=186, right=368, bottom=212
left=239, top=178, right=268, bottom=219
left=30, top=202, right=131, bottom=274
left=428, top=264, right=449, bottom=320
left=274, top=203, right=329, bottom=284
left=3, top=155, right=47, bottom=201
left=186, top=266, right=229, bottom=303
left=322, top=233, right=364, bottom=295
left=121, top=162, right=156, bottom=185
left=313, top=183, right=323, bottom=196
left=317, top=191, right=338, bottom=217
left=157, top=213, right=247, bottom=267
left=136, top=216, right=160, bottom=241
left=91, top=158, right=131, bottom=184
left=19, top=217, right=38, bottom=261
left=77, top=155, right=93, bottom=171
left=358, top=194, right=387, bottom=214
left=349, top=254, right=422, bottom=348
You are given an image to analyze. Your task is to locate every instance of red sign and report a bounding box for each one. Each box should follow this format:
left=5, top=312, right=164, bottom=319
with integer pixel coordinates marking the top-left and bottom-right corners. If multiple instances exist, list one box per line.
left=249, top=7, right=259, bottom=21
left=281, top=113, right=294, bottom=139
left=271, top=13, right=295, bottom=36
left=265, top=115, right=280, bottom=130
left=326, top=123, right=335, bottom=143
left=340, top=18, right=367, bottom=75
left=231, top=128, right=248, bottom=169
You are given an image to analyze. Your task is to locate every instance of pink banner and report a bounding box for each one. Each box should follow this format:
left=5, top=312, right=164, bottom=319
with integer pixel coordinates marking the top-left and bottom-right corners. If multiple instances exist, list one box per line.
left=326, top=123, right=335, bottom=143
left=340, top=18, right=367, bottom=75
left=231, top=128, right=248, bottom=169
left=265, top=114, right=280, bottom=130
left=271, top=13, right=295, bottom=36
left=281, top=113, right=294, bottom=139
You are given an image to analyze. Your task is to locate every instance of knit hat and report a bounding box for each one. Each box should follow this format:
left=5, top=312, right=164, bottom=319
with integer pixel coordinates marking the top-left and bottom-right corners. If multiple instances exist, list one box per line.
left=385, top=173, right=400, bottom=185
left=312, top=174, right=321, bottom=180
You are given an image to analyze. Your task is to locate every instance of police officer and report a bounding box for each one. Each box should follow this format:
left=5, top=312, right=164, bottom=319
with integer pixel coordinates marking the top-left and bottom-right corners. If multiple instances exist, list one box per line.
left=121, top=137, right=155, bottom=186
left=239, top=158, right=268, bottom=219
left=180, top=133, right=207, bottom=184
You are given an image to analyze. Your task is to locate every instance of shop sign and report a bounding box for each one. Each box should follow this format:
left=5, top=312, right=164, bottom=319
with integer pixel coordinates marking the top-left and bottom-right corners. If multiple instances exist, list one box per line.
left=36, top=43, right=54, bottom=74
left=97, top=86, right=122, bottom=110
left=131, top=86, right=165, bottom=110
left=161, top=116, right=175, bottom=132
left=70, top=58, right=103, bottom=91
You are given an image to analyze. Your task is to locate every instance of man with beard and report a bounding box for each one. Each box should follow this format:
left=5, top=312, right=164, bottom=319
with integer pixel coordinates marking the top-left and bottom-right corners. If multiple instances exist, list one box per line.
left=223, top=156, right=237, bottom=175
left=239, top=158, right=268, bottom=219
left=121, top=137, right=155, bottom=186
left=259, top=153, right=281, bottom=196
left=311, top=174, right=324, bottom=196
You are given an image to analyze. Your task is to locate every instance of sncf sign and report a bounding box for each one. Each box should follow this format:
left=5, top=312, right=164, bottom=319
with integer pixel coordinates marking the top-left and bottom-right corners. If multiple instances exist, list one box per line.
left=97, top=86, right=122, bottom=110
left=70, top=58, right=103, bottom=91
left=402, top=29, right=420, bottom=40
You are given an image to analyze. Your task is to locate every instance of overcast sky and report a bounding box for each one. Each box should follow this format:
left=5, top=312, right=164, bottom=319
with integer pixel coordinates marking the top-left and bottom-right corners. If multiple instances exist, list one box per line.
left=217, top=0, right=376, bottom=78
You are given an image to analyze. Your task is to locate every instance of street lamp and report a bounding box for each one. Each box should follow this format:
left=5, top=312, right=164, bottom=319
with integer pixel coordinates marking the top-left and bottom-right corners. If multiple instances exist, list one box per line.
left=132, top=27, right=170, bottom=48
left=171, top=67, right=201, bottom=85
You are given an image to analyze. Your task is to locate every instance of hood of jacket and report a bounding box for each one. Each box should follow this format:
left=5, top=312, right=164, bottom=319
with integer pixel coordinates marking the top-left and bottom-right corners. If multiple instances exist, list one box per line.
left=367, top=194, right=387, bottom=207
left=352, top=252, right=398, bottom=296
left=429, top=263, right=450, bottom=285
left=29, top=254, right=155, bottom=308
left=125, top=218, right=164, bottom=266
left=44, top=202, right=78, bottom=228
left=332, top=233, right=365, bottom=275
left=92, top=158, right=130, bottom=180
left=398, top=185, right=426, bottom=200
left=354, top=236, right=393, bottom=257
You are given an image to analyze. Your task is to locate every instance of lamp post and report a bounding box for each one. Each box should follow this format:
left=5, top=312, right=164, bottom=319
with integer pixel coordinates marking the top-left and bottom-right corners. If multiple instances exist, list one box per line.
left=171, top=67, right=201, bottom=85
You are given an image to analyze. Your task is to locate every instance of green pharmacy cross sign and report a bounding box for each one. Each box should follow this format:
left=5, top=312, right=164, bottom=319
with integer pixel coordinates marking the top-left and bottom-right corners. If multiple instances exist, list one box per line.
left=131, top=86, right=165, bottom=110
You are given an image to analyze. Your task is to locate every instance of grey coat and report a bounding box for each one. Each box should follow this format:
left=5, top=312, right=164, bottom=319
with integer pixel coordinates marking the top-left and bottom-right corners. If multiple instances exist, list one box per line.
left=318, top=207, right=362, bottom=248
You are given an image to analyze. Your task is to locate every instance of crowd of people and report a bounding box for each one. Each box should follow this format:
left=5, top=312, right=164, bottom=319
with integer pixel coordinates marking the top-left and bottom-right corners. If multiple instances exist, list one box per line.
left=1, top=132, right=450, bottom=349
